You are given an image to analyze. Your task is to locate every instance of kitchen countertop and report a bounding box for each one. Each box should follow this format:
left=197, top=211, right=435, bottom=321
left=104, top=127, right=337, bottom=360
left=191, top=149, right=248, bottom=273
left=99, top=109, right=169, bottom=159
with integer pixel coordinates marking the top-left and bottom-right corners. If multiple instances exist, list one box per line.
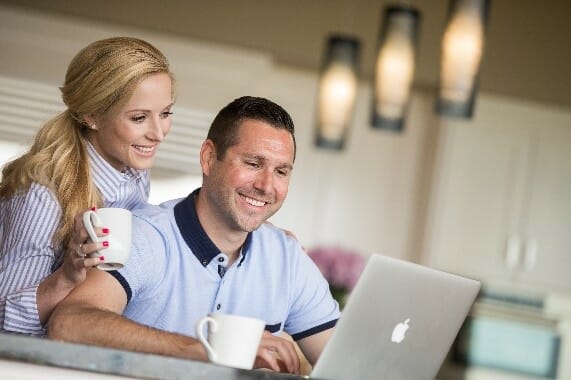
left=0, top=333, right=311, bottom=380
left=476, top=280, right=571, bottom=318
left=438, top=281, right=571, bottom=380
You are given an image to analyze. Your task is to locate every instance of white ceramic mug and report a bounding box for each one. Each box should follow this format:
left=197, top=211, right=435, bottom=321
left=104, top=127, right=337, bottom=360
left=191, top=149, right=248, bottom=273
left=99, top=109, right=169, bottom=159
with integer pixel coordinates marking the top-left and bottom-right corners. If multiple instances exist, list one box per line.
left=195, top=313, right=265, bottom=370
left=82, top=208, right=132, bottom=270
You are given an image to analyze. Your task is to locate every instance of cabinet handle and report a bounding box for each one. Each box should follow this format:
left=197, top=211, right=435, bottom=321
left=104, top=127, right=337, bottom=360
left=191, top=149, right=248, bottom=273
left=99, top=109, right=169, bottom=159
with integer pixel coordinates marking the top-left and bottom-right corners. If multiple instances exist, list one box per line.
left=505, top=235, right=521, bottom=270
left=524, top=238, right=538, bottom=271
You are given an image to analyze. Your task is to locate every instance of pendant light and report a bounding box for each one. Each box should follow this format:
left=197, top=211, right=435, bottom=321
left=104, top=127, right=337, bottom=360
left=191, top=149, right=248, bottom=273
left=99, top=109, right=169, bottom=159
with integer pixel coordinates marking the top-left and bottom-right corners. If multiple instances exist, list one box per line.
left=436, top=0, right=489, bottom=118
left=371, top=4, right=421, bottom=131
left=315, top=35, right=361, bottom=150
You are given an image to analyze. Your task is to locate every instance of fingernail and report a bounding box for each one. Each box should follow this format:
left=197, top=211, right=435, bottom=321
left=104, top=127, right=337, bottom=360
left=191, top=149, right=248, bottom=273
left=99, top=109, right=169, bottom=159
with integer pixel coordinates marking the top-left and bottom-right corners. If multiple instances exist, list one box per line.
left=102, top=228, right=109, bottom=234
left=90, top=206, right=96, bottom=211
left=99, top=256, right=105, bottom=261
left=102, top=241, right=109, bottom=247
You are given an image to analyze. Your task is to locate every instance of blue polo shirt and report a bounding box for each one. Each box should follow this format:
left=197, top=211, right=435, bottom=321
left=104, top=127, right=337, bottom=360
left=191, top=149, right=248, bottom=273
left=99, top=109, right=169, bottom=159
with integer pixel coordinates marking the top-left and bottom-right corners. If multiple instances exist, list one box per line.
left=112, top=189, right=339, bottom=340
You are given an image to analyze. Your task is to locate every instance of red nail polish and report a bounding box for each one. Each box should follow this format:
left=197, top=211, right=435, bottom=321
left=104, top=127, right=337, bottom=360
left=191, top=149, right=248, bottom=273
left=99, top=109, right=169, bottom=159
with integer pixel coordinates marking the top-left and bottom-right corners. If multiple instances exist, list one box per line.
left=90, top=206, right=96, bottom=211
left=102, top=241, right=109, bottom=247
left=99, top=256, right=105, bottom=261
left=102, top=228, right=109, bottom=234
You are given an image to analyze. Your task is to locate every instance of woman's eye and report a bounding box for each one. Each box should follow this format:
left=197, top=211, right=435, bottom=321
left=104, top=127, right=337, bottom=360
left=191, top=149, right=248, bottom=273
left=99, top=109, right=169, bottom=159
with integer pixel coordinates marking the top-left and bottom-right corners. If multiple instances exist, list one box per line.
left=161, top=111, right=173, bottom=119
left=132, top=115, right=146, bottom=123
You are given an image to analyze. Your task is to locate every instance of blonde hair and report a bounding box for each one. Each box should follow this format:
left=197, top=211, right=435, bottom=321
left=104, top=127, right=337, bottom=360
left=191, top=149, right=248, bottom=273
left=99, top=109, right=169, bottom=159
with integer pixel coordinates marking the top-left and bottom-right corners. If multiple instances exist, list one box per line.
left=0, top=37, right=174, bottom=251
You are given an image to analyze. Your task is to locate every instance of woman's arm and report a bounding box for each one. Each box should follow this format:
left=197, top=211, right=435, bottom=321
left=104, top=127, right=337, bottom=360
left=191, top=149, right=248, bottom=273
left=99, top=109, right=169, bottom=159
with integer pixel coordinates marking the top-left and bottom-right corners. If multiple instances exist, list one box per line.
left=0, top=183, right=103, bottom=334
left=0, top=183, right=61, bottom=334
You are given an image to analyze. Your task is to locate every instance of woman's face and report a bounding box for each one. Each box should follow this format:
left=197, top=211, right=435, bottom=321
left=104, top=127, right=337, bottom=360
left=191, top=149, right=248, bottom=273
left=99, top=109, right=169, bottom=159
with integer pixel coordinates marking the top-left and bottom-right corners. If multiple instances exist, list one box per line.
left=87, top=73, right=174, bottom=171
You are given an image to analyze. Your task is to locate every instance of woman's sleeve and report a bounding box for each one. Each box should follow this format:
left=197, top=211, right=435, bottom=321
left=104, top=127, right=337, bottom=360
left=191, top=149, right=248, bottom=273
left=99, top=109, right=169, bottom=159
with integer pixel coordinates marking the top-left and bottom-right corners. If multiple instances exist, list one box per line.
left=0, top=183, right=61, bottom=335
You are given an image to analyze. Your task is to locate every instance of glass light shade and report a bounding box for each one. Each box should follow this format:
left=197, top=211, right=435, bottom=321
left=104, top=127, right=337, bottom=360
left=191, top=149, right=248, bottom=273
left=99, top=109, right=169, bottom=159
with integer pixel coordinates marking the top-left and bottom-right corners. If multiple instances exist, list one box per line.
left=437, top=0, right=489, bottom=117
left=371, top=5, right=421, bottom=131
left=315, top=35, right=360, bottom=150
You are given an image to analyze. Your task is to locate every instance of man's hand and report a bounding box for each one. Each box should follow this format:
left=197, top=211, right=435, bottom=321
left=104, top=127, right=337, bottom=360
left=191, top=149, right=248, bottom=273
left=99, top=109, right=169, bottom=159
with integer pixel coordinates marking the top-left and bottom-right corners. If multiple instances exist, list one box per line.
left=253, top=331, right=301, bottom=374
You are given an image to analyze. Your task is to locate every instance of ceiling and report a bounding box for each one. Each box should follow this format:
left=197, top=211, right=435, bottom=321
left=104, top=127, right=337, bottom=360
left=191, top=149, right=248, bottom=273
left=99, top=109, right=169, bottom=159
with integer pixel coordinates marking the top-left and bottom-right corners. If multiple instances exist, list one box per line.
left=2, top=0, right=570, bottom=108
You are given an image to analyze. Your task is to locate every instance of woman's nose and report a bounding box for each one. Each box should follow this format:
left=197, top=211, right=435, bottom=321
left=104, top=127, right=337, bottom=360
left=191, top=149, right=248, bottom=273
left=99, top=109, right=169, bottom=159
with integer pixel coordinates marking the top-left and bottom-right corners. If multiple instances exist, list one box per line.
left=147, top=117, right=168, bottom=142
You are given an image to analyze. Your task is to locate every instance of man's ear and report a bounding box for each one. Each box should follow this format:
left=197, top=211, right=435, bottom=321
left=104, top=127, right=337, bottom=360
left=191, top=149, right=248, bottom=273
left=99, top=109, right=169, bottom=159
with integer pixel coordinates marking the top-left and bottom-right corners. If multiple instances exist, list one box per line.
left=200, top=140, right=216, bottom=176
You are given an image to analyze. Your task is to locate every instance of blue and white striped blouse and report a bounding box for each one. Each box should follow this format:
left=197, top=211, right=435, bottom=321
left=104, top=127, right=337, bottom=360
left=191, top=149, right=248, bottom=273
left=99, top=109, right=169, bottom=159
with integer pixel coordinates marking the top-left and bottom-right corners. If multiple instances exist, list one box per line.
left=0, top=142, right=150, bottom=335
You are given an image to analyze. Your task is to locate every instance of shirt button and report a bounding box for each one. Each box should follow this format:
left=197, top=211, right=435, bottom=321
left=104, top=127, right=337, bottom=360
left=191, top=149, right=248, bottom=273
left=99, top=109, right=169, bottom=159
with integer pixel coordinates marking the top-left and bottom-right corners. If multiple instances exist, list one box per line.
left=218, top=257, right=225, bottom=262
left=216, top=304, right=221, bottom=310
left=201, top=259, right=208, bottom=266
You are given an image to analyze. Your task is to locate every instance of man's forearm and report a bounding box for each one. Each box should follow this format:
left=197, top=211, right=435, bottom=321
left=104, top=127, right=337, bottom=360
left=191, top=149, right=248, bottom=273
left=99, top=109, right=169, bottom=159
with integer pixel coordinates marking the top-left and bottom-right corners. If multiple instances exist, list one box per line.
left=297, top=328, right=334, bottom=366
left=47, top=303, right=207, bottom=361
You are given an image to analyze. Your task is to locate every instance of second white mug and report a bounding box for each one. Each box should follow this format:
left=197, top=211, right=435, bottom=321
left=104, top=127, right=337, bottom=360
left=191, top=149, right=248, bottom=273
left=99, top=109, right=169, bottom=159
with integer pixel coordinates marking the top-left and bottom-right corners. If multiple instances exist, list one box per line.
left=195, top=313, right=265, bottom=370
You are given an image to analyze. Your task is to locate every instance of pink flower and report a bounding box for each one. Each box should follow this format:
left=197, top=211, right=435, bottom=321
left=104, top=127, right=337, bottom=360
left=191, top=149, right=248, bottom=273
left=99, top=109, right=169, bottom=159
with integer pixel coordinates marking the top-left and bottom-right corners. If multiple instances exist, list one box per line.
left=308, top=246, right=366, bottom=291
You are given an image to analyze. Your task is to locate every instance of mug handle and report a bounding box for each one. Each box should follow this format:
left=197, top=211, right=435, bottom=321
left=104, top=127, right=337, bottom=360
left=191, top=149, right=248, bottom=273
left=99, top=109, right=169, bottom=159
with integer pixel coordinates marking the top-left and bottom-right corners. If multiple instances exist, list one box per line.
left=82, top=210, right=103, bottom=244
left=195, top=316, right=218, bottom=362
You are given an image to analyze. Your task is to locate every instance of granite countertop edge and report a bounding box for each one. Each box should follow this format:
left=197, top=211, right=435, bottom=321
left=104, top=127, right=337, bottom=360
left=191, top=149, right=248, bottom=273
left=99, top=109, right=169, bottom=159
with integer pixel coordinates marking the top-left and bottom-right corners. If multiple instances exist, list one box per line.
left=0, top=333, right=308, bottom=380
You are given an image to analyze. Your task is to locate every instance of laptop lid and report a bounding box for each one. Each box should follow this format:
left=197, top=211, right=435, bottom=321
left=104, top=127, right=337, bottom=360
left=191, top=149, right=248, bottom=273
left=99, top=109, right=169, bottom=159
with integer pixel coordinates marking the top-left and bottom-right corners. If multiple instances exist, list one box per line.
left=311, top=253, right=480, bottom=380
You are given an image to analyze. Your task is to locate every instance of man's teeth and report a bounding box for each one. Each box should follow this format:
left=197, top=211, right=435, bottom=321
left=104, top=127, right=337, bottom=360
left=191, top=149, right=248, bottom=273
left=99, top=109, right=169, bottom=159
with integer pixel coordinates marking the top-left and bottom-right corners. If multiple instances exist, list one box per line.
left=243, top=196, right=265, bottom=207
left=134, top=145, right=154, bottom=153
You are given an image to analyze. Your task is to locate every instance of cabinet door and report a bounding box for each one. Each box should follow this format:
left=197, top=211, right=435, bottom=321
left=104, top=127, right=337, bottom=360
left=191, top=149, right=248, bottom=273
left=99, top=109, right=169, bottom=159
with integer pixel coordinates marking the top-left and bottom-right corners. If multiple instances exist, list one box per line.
left=425, top=118, right=531, bottom=281
left=520, top=124, right=571, bottom=292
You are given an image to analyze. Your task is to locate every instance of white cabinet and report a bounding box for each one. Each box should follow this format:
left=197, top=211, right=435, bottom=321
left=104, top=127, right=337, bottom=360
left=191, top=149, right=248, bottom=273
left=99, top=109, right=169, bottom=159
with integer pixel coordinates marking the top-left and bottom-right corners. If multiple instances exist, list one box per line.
left=518, top=123, right=571, bottom=289
left=423, top=98, right=571, bottom=292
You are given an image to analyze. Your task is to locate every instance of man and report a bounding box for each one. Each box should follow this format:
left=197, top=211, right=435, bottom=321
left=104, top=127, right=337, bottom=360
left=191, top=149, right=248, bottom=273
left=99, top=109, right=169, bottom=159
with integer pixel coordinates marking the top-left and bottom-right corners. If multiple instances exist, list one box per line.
left=48, top=96, right=339, bottom=374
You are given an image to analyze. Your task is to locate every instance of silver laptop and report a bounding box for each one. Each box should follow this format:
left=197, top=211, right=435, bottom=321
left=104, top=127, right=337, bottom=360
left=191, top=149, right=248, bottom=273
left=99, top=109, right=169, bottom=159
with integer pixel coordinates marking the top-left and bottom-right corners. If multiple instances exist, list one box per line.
left=311, top=253, right=480, bottom=380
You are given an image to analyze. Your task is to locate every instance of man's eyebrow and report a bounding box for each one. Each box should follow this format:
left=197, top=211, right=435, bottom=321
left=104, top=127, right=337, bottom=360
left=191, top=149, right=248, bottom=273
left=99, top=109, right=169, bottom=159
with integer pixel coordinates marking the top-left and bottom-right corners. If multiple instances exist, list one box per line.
left=243, top=154, right=293, bottom=170
left=243, top=153, right=267, bottom=160
left=278, top=163, right=294, bottom=171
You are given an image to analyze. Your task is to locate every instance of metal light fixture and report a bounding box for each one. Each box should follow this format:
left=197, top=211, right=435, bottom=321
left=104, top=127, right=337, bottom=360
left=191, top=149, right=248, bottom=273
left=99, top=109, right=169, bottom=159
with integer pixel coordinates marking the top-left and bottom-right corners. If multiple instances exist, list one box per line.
left=437, top=0, right=489, bottom=118
left=371, top=5, right=421, bottom=132
left=315, top=35, right=361, bottom=150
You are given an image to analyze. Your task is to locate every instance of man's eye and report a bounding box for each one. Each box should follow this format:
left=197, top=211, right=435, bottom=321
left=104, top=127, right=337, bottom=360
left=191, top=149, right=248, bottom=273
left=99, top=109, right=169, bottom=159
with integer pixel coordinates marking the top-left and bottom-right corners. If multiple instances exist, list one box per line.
left=246, top=161, right=259, bottom=168
left=277, top=170, right=290, bottom=177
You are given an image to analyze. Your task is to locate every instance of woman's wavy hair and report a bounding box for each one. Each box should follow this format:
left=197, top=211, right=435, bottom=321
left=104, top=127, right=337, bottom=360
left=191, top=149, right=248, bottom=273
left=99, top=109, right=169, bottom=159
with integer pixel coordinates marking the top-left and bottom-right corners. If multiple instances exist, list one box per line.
left=0, top=37, right=174, bottom=250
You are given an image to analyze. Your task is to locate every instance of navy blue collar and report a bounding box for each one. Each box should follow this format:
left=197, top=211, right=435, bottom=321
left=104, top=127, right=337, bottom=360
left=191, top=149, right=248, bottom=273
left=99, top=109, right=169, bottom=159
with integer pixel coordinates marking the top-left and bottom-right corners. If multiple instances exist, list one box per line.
left=174, top=188, right=251, bottom=267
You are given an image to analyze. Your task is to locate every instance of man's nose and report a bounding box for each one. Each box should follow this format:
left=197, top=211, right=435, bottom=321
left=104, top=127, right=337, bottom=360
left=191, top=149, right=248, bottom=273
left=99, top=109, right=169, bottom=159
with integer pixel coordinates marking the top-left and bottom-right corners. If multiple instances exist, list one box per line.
left=254, top=169, right=273, bottom=193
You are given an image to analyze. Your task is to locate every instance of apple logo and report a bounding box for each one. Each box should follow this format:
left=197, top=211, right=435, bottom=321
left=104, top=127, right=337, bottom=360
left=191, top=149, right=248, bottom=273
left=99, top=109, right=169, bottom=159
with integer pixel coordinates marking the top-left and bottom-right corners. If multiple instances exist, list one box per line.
left=391, top=318, right=410, bottom=343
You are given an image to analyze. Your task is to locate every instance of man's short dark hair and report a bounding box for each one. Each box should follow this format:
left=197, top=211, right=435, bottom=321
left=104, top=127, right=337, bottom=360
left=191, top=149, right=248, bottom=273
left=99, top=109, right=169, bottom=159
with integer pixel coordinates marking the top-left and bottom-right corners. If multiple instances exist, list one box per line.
left=207, top=96, right=296, bottom=160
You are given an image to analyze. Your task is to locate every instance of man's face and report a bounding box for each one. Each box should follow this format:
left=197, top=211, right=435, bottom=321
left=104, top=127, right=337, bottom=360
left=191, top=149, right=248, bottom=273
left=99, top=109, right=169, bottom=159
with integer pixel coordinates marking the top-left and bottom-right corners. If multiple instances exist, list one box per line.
left=202, top=119, right=295, bottom=232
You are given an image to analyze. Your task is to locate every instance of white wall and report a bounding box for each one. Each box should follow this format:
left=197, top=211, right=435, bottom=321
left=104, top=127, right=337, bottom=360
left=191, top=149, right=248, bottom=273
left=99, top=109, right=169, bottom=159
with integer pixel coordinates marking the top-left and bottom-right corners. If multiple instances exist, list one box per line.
left=3, top=5, right=568, bottom=264
left=0, top=4, right=437, bottom=261
left=0, top=141, right=27, bottom=180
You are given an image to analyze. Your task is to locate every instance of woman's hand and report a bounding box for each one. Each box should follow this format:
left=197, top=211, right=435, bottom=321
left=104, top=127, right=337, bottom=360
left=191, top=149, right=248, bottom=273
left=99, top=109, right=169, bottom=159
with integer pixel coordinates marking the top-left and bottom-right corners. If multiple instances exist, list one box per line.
left=264, top=221, right=306, bottom=252
left=36, top=208, right=111, bottom=325
left=62, top=209, right=109, bottom=285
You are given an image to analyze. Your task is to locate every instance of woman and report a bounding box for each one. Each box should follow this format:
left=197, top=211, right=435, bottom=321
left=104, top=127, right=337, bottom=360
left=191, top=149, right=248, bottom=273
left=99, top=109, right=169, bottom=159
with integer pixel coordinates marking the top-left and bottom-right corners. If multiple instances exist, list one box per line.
left=0, top=37, right=175, bottom=335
